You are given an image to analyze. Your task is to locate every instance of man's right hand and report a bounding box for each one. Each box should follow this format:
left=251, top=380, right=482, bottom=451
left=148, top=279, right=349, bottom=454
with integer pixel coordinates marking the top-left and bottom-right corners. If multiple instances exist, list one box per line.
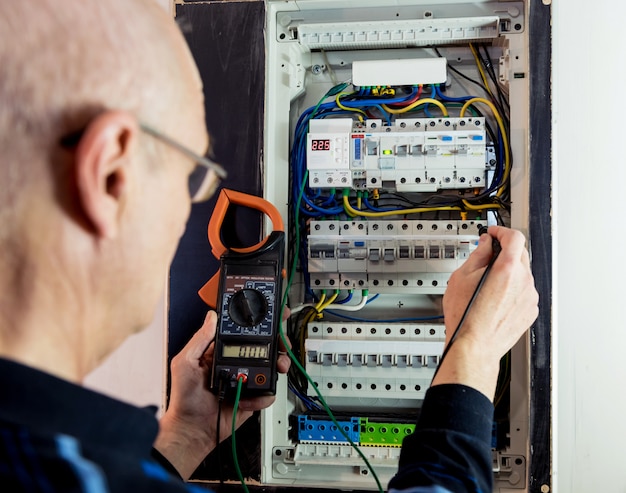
left=433, top=226, right=539, bottom=400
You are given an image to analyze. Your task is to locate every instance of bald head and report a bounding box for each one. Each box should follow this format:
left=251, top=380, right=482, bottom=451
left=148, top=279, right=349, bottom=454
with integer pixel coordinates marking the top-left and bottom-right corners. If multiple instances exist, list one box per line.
left=0, top=0, right=203, bottom=215
left=0, top=0, right=208, bottom=379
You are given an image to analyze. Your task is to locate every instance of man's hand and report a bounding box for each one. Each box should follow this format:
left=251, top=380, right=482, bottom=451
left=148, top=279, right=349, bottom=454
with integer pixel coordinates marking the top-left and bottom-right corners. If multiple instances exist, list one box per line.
left=433, top=226, right=539, bottom=400
left=154, top=311, right=291, bottom=480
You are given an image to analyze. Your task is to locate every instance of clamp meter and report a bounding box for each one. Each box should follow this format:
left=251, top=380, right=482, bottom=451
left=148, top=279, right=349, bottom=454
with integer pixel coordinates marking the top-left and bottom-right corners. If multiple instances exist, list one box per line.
left=198, top=189, right=285, bottom=397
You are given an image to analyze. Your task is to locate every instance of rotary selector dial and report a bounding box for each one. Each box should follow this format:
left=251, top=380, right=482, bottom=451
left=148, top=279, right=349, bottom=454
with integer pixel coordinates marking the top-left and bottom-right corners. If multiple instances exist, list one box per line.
left=228, top=288, right=268, bottom=327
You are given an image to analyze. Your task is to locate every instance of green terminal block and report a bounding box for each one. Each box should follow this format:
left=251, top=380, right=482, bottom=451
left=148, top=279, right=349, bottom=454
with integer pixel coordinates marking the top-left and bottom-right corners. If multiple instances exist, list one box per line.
left=359, top=418, right=415, bottom=447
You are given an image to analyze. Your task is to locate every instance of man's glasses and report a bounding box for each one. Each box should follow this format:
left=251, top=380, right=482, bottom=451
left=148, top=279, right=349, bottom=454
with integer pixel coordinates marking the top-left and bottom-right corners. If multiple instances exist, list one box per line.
left=139, top=123, right=227, bottom=203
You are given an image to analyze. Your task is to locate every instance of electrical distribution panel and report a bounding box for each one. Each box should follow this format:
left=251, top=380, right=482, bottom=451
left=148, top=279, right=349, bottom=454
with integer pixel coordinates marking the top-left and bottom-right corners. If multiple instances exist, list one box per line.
left=258, top=1, right=531, bottom=491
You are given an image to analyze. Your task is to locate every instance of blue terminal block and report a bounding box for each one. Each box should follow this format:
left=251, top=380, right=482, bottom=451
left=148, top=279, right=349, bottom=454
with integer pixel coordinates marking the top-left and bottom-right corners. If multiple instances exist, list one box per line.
left=297, top=415, right=361, bottom=444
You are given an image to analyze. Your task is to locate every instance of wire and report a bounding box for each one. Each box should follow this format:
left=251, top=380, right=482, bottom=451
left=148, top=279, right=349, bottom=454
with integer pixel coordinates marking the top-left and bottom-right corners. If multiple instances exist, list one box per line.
left=344, top=191, right=462, bottom=218
left=231, top=376, right=250, bottom=493
left=458, top=97, right=510, bottom=196
left=381, top=97, right=448, bottom=116
left=216, top=401, right=224, bottom=486
left=318, top=290, right=339, bottom=312
left=335, top=92, right=367, bottom=121
left=324, top=311, right=444, bottom=323
left=323, top=291, right=369, bottom=311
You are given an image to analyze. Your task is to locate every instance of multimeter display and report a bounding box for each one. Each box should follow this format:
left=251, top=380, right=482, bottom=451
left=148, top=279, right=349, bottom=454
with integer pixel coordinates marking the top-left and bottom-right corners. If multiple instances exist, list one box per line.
left=210, top=231, right=285, bottom=397
left=222, top=344, right=269, bottom=359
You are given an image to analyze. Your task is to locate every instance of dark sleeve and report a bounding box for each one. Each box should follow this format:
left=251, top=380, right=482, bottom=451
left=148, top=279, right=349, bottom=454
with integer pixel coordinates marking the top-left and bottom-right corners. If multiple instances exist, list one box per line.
left=150, top=448, right=183, bottom=480
left=388, top=384, right=494, bottom=493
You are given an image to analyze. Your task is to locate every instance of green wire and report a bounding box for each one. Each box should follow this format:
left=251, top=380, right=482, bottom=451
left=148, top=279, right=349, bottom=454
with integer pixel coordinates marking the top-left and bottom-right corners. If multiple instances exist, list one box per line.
left=232, top=377, right=250, bottom=493
left=279, top=170, right=384, bottom=493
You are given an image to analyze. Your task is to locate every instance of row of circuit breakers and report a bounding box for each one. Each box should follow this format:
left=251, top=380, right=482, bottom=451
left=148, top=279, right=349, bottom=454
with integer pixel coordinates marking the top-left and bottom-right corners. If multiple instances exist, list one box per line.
left=306, top=117, right=493, bottom=192
left=308, top=219, right=486, bottom=294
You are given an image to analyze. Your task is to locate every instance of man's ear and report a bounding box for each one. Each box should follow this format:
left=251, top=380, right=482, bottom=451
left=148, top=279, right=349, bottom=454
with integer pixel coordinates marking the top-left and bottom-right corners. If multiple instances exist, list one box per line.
left=74, top=111, right=140, bottom=239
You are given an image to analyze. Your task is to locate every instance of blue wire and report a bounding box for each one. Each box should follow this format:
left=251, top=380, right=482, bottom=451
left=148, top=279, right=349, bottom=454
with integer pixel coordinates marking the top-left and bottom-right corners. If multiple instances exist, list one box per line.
left=363, top=195, right=404, bottom=213
left=423, top=85, right=436, bottom=118
left=434, top=84, right=473, bottom=102
left=336, top=291, right=353, bottom=304
left=324, top=311, right=444, bottom=323
left=365, top=293, right=379, bottom=304
left=289, top=384, right=322, bottom=411
left=371, top=104, right=391, bottom=125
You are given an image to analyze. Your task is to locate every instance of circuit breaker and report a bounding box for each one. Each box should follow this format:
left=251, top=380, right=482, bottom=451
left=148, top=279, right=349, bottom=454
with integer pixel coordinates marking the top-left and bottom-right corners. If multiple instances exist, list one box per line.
left=253, top=1, right=532, bottom=491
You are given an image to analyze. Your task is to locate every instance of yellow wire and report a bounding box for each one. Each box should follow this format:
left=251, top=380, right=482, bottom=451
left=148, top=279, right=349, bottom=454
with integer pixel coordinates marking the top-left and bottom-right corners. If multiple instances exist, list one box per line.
left=461, top=200, right=501, bottom=211
left=335, top=92, right=366, bottom=122
left=381, top=98, right=449, bottom=116
left=343, top=195, right=462, bottom=218
left=318, top=290, right=339, bottom=313
left=459, top=97, right=511, bottom=196
left=313, top=291, right=326, bottom=312
left=470, top=43, right=495, bottom=100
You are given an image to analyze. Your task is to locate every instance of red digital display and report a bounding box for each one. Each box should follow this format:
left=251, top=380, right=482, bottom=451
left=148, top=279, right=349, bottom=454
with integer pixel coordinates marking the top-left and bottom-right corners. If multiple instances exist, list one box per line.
left=311, top=139, right=331, bottom=151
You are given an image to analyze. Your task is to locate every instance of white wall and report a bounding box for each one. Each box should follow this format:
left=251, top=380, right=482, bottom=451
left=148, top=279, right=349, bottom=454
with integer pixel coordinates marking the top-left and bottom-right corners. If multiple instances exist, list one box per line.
left=553, top=1, right=626, bottom=491
left=83, top=295, right=167, bottom=409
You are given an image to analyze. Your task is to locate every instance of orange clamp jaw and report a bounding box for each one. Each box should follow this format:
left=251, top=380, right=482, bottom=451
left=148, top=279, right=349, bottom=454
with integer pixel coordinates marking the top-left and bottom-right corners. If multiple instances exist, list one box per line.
left=198, top=189, right=285, bottom=308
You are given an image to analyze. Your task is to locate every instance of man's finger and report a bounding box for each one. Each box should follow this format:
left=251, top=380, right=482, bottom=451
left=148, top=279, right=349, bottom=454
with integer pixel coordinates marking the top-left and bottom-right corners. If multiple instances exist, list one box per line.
left=178, top=311, right=218, bottom=362
left=238, top=395, right=276, bottom=411
left=459, top=231, right=494, bottom=273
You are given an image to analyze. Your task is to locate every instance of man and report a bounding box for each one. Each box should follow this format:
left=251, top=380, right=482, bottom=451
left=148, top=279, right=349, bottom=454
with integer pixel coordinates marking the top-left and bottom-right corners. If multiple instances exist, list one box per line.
left=0, top=1, right=289, bottom=490
left=0, top=0, right=538, bottom=492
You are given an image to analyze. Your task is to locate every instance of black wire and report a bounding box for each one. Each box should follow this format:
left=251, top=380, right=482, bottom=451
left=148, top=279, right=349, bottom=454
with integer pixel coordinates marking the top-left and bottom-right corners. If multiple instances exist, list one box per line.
left=433, top=46, right=488, bottom=93
left=287, top=306, right=318, bottom=397
left=478, top=44, right=510, bottom=115
left=431, top=229, right=502, bottom=382
left=216, top=399, right=224, bottom=487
